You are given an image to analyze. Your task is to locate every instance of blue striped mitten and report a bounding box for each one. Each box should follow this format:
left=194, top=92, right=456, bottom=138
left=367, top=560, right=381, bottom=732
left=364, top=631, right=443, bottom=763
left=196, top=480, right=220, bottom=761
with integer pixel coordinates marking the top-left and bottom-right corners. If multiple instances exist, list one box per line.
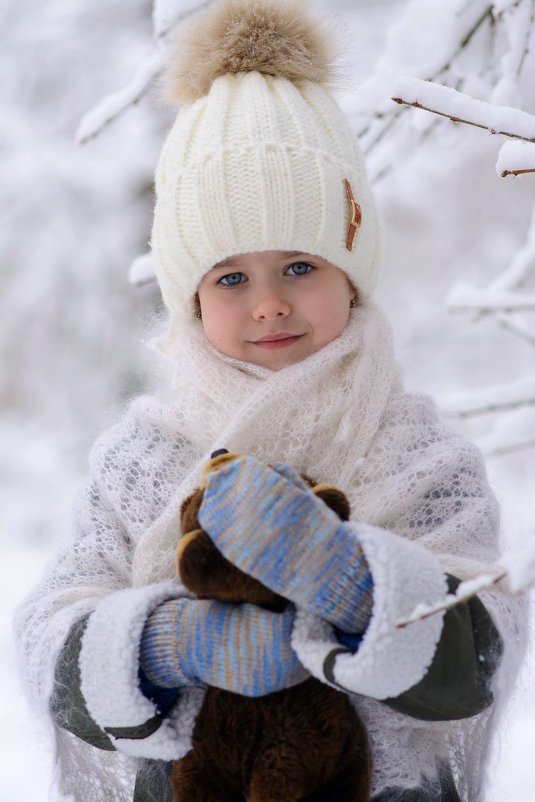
left=139, top=597, right=308, bottom=696
left=198, top=456, right=373, bottom=634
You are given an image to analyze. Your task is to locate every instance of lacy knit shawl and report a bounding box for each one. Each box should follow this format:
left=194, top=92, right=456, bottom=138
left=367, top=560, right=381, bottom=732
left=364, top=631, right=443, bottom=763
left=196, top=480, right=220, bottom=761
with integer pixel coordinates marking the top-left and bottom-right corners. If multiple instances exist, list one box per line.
left=132, top=301, right=401, bottom=585
left=15, top=302, right=525, bottom=802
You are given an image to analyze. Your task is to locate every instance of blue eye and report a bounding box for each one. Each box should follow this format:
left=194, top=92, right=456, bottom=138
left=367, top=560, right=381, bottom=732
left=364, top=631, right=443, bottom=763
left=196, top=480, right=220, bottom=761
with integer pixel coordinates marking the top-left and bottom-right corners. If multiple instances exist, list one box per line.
left=287, top=262, right=313, bottom=276
left=218, top=272, right=246, bottom=287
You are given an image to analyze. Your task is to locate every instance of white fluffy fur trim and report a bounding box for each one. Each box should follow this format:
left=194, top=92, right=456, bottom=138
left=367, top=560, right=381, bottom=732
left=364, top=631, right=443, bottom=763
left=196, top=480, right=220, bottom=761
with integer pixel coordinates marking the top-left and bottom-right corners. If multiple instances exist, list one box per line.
left=292, top=524, right=448, bottom=699
left=79, top=581, right=201, bottom=759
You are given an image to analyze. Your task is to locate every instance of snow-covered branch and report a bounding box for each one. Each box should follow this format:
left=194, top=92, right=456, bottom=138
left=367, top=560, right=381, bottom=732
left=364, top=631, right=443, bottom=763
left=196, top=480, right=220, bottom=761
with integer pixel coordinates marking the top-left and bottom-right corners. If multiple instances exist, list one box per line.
left=76, top=1, right=210, bottom=145
left=76, top=52, right=165, bottom=145
left=497, top=140, right=535, bottom=175
left=391, top=77, right=535, bottom=143
left=358, top=3, right=494, bottom=152
left=153, top=0, right=210, bottom=39
left=486, top=437, right=535, bottom=456
left=439, top=376, right=535, bottom=419
left=445, top=397, right=535, bottom=419
left=496, top=315, right=535, bottom=346
left=447, top=282, right=535, bottom=312
left=397, top=537, right=535, bottom=628
left=129, top=253, right=156, bottom=287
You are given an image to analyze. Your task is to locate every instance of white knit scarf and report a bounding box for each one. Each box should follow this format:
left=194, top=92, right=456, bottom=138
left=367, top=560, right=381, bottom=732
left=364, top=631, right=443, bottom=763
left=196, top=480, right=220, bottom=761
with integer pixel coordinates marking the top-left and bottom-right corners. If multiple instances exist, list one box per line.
left=132, top=301, right=402, bottom=585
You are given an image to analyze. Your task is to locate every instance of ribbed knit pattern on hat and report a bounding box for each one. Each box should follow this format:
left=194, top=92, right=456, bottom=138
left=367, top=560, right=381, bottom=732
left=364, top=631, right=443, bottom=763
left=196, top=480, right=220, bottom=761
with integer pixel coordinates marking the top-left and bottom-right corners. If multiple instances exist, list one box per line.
left=151, top=70, right=383, bottom=328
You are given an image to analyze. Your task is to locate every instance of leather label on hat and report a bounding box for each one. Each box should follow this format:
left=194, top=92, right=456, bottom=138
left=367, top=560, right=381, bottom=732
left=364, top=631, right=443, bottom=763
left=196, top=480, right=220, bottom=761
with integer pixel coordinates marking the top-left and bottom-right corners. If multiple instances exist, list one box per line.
left=344, top=179, right=362, bottom=252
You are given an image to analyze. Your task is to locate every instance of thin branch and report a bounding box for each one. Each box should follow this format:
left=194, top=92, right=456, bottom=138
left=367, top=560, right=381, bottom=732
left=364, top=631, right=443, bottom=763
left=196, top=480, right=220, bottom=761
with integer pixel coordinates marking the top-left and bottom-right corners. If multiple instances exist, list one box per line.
left=494, top=0, right=528, bottom=20
left=391, top=96, right=535, bottom=142
left=445, top=397, right=535, bottom=418
left=516, top=0, right=535, bottom=75
left=359, top=5, right=493, bottom=149
left=396, top=569, right=507, bottom=627
left=496, top=314, right=535, bottom=346
left=77, top=61, right=162, bottom=146
left=397, top=531, right=535, bottom=628
left=486, top=438, right=535, bottom=457
left=501, top=166, right=535, bottom=175
left=451, top=303, right=535, bottom=312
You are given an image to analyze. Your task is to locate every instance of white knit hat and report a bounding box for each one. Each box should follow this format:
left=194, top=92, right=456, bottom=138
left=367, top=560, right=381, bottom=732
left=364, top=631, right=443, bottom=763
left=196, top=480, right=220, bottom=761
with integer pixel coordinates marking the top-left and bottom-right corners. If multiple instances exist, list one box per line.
left=151, top=0, right=383, bottom=331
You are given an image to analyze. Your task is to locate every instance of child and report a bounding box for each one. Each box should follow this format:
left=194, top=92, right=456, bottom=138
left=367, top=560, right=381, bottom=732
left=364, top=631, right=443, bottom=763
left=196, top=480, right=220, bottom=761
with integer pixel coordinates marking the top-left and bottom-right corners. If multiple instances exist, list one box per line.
left=15, top=1, right=525, bottom=801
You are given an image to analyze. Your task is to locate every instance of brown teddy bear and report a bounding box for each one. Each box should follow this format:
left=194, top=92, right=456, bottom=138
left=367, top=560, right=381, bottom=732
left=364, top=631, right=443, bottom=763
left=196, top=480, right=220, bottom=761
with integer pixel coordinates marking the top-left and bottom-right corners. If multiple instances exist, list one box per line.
left=172, top=451, right=371, bottom=802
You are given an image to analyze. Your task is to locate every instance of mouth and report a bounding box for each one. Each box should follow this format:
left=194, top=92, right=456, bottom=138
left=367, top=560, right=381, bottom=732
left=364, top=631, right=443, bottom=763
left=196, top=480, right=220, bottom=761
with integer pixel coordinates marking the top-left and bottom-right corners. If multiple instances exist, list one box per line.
left=252, top=333, right=304, bottom=350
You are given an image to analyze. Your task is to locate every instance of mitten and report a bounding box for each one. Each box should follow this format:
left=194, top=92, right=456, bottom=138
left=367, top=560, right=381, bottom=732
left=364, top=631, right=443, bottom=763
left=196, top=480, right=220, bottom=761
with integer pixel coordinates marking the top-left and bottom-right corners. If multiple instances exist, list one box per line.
left=139, top=597, right=308, bottom=696
left=198, top=455, right=373, bottom=633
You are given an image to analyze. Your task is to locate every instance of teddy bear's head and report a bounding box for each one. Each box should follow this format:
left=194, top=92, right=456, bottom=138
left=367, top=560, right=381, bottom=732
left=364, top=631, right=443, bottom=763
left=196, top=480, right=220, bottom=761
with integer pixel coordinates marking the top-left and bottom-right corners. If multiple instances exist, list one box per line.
left=176, top=452, right=350, bottom=612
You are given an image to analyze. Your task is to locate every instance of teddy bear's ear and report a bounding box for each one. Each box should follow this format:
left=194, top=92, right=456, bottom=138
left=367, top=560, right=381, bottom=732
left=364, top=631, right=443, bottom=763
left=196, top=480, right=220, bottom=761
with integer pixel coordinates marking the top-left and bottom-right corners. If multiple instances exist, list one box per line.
left=311, top=483, right=351, bottom=521
left=180, top=487, right=205, bottom=534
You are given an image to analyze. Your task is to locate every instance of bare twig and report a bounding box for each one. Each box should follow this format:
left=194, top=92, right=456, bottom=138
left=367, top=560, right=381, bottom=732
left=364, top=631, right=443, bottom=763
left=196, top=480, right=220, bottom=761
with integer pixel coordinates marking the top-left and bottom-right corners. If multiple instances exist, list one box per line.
left=487, top=438, right=535, bottom=457
left=496, top=314, right=535, bottom=346
left=449, top=299, right=535, bottom=312
left=445, top=397, right=535, bottom=418
left=359, top=5, right=493, bottom=149
left=516, top=0, right=535, bottom=75
left=501, top=167, right=535, bottom=175
left=391, top=96, right=535, bottom=143
left=494, top=0, right=528, bottom=20
left=396, top=569, right=507, bottom=627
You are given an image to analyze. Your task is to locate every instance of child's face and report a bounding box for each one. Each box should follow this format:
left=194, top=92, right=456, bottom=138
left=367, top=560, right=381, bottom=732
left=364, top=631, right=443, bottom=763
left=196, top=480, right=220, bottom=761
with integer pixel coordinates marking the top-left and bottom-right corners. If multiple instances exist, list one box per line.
left=197, top=250, right=355, bottom=370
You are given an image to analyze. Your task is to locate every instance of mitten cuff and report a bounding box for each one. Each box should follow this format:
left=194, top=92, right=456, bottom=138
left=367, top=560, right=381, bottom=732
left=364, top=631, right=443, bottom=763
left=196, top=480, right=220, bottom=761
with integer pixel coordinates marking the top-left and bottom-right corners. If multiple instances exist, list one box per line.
left=79, top=582, right=204, bottom=759
left=139, top=598, right=200, bottom=689
left=292, top=523, right=447, bottom=699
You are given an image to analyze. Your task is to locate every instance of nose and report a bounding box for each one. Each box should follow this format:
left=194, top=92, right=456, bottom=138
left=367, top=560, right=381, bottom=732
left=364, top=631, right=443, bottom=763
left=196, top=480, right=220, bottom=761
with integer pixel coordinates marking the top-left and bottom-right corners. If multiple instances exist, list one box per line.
left=252, top=290, right=291, bottom=321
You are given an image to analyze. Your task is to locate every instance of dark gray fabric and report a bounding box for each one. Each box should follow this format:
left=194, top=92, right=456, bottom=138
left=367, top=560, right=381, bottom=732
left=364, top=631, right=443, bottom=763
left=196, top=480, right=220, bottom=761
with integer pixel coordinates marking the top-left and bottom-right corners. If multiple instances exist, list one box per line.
left=382, top=575, right=503, bottom=721
left=324, top=575, right=503, bottom=722
left=50, top=615, right=116, bottom=752
left=50, top=615, right=166, bottom=751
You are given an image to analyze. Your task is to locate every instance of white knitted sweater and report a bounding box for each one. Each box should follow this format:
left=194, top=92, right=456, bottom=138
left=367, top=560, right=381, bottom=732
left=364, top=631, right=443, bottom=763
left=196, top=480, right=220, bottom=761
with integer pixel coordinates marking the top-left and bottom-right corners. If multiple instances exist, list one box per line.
left=15, top=302, right=525, bottom=801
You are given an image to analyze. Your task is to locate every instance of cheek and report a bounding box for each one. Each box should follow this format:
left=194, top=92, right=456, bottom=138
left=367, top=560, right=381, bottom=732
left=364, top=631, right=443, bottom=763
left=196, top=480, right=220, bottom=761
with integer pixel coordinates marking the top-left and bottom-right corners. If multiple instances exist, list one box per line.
left=306, top=284, right=350, bottom=330
left=199, top=294, right=243, bottom=346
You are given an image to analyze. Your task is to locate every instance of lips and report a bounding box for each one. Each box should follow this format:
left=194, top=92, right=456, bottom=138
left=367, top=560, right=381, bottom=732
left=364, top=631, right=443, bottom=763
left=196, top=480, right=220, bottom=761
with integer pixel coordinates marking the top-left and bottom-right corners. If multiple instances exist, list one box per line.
left=252, top=333, right=303, bottom=350
left=254, top=332, right=300, bottom=342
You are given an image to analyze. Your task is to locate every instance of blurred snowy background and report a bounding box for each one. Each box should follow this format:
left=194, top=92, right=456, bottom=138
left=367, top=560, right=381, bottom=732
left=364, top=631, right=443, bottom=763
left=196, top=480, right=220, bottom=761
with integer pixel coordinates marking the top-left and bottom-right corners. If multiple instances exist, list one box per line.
left=1, top=0, right=534, bottom=799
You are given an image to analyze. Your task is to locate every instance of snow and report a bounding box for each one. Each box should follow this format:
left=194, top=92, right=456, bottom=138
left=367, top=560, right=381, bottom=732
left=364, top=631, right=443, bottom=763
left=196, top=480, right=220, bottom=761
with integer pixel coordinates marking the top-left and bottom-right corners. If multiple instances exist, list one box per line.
left=3, top=0, right=535, bottom=799
left=491, top=0, right=533, bottom=107
left=486, top=203, right=535, bottom=290
left=392, top=76, right=535, bottom=140
left=446, top=282, right=535, bottom=310
left=500, top=541, right=535, bottom=594
left=497, top=139, right=535, bottom=175
left=129, top=252, right=156, bottom=287
left=439, top=375, right=535, bottom=416
left=398, top=538, right=535, bottom=627
left=396, top=572, right=504, bottom=628
left=76, top=50, right=165, bottom=145
left=0, top=548, right=57, bottom=802
left=152, top=0, right=208, bottom=38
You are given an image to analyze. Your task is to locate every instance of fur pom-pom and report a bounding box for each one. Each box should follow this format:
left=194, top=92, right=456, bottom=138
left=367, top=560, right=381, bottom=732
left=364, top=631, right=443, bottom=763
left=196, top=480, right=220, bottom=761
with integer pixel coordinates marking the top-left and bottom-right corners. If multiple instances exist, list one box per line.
left=164, top=0, right=338, bottom=103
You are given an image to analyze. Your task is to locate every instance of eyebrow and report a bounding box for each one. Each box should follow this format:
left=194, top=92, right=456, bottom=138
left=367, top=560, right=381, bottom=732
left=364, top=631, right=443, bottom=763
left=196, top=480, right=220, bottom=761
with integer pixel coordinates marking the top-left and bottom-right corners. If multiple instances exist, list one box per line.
left=211, top=251, right=305, bottom=270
